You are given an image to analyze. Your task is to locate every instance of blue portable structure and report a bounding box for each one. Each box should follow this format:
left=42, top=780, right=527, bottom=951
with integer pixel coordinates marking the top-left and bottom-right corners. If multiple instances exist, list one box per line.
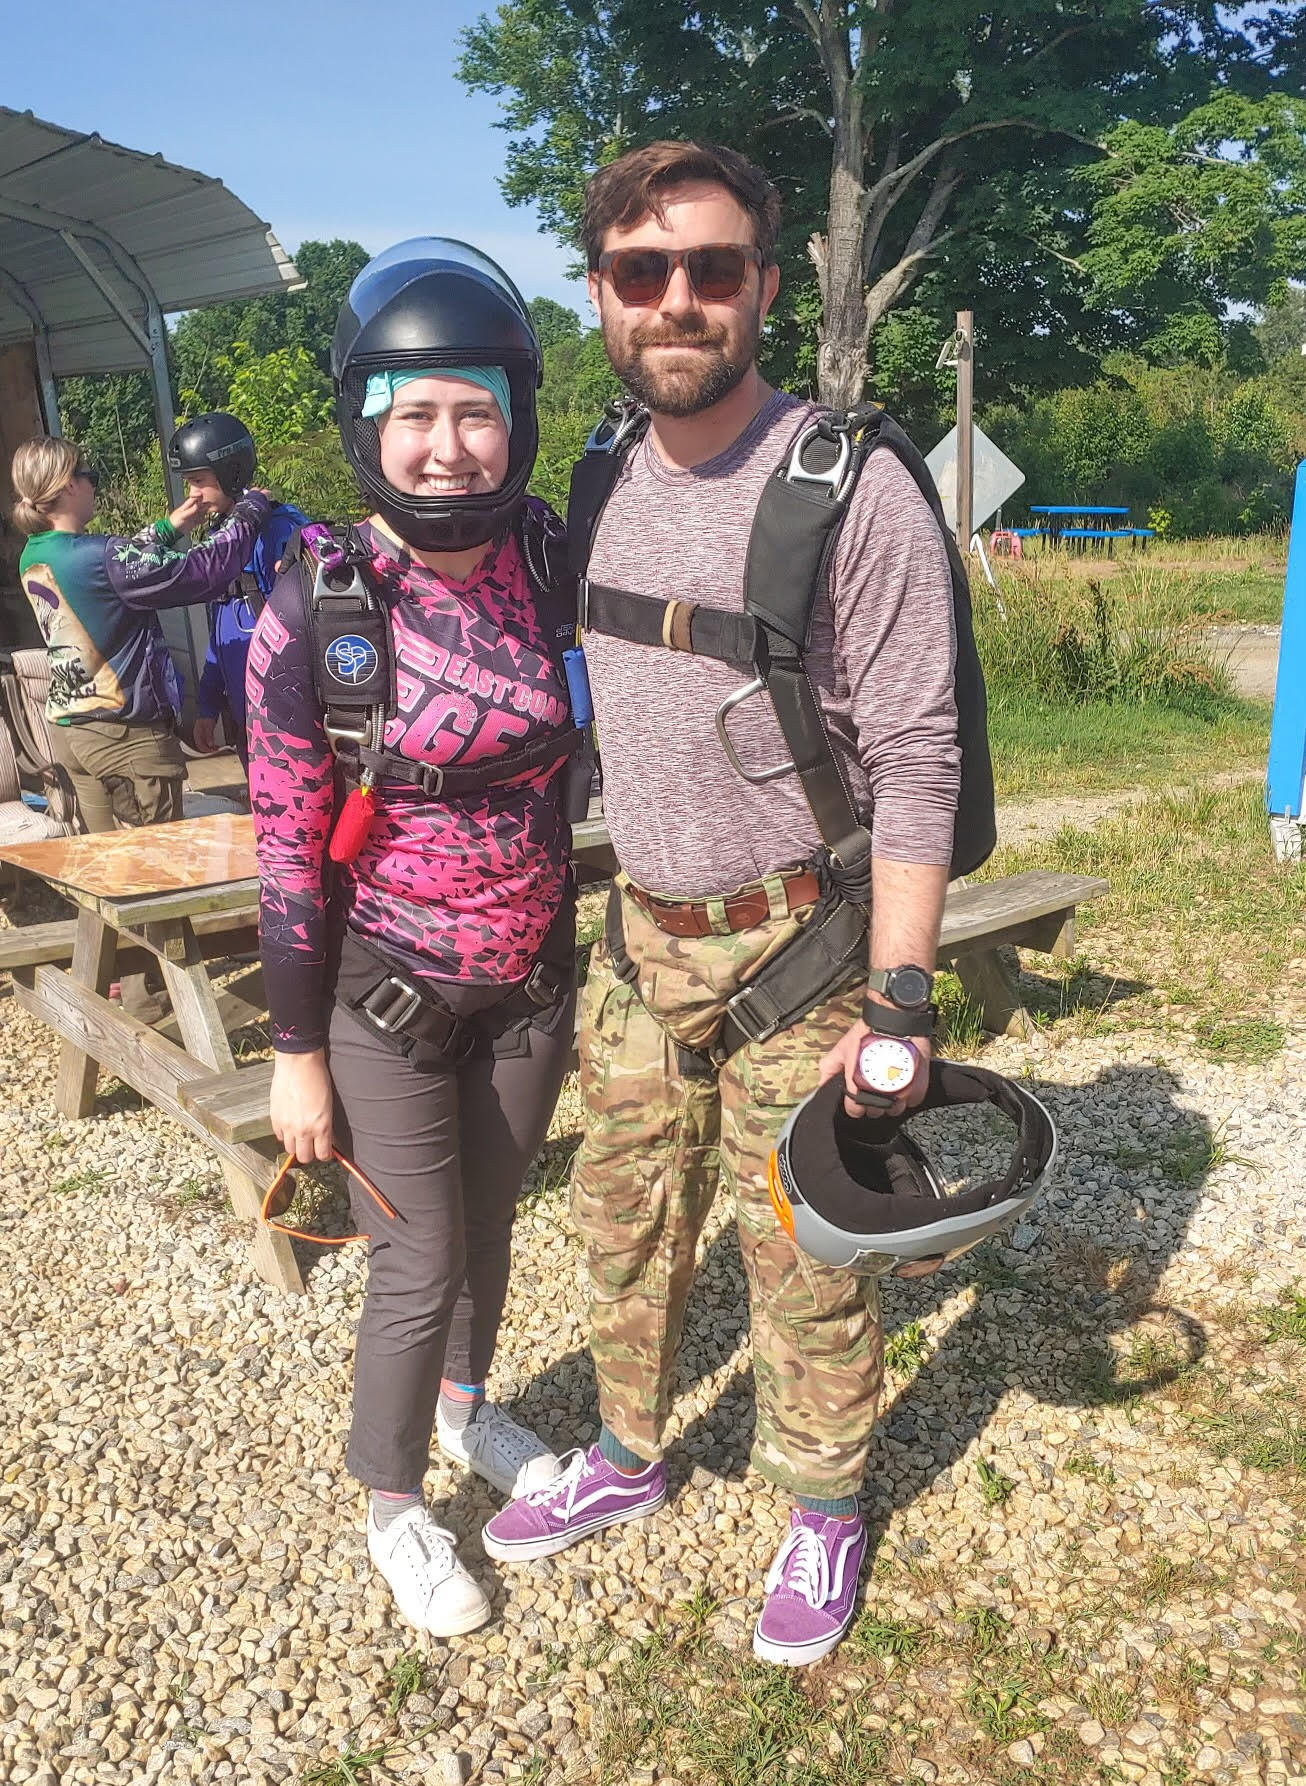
left=1267, top=462, right=1306, bottom=857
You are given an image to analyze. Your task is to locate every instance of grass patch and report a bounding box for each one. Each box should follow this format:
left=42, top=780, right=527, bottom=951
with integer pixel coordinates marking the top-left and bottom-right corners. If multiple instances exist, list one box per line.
left=1193, top=1389, right=1306, bottom=1479
left=849, top=1606, right=929, bottom=1664
left=1081, top=1677, right=1140, bottom=1728
left=594, top=1630, right=891, bottom=1785
left=883, top=1320, right=928, bottom=1375
left=986, top=690, right=1268, bottom=799
left=974, top=567, right=1270, bottom=797
left=303, top=1733, right=415, bottom=1786
left=976, top=1456, right=1017, bottom=1508
left=935, top=968, right=986, bottom=1053
left=967, top=1678, right=1048, bottom=1743
left=383, top=1651, right=426, bottom=1716
left=50, top=1167, right=109, bottom=1196
left=1257, top=1287, right=1306, bottom=1347
left=1114, top=1119, right=1255, bottom=1188
left=1192, top=1016, right=1285, bottom=1063
left=520, top=1133, right=580, bottom=1206
left=980, top=782, right=1306, bottom=1017
left=1063, top=1450, right=1117, bottom=1488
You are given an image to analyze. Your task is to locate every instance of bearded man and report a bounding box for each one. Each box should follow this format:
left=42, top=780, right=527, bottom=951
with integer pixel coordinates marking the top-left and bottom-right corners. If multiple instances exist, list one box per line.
left=484, top=141, right=962, bottom=1667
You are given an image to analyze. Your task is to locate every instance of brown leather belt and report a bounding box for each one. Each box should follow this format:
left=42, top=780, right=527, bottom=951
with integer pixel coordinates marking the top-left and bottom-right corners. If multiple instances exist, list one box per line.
left=626, top=869, right=821, bottom=938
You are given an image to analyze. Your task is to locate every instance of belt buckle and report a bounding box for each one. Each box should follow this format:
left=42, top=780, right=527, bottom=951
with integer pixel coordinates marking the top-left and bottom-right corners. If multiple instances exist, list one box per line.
left=361, top=974, right=424, bottom=1035
left=420, top=763, right=445, bottom=796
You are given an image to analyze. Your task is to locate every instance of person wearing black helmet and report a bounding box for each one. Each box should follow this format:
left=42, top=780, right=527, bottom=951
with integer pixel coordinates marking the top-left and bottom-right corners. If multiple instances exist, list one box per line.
left=245, top=240, right=584, bottom=1639
left=9, top=433, right=272, bottom=831
left=166, top=414, right=307, bottom=768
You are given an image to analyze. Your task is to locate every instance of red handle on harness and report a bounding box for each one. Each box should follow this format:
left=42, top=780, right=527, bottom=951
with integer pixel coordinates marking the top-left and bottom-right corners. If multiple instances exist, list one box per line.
left=328, top=780, right=376, bottom=863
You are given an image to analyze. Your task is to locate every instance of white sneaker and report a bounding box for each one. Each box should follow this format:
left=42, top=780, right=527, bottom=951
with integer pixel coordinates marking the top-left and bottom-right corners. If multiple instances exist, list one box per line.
left=366, top=1504, right=491, bottom=1637
left=437, top=1399, right=563, bottom=1497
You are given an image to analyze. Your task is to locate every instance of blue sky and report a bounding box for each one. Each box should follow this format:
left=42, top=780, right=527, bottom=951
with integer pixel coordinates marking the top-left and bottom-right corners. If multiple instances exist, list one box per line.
left=2, top=0, right=592, bottom=316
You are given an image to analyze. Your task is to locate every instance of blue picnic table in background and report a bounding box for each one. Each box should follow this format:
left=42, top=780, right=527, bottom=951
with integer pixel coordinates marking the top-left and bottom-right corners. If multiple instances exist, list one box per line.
left=1012, top=505, right=1155, bottom=553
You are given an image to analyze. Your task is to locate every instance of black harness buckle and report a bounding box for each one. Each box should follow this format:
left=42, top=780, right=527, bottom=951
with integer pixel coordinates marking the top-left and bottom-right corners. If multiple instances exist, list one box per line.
left=522, top=960, right=564, bottom=1007
left=360, top=975, right=424, bottom=1035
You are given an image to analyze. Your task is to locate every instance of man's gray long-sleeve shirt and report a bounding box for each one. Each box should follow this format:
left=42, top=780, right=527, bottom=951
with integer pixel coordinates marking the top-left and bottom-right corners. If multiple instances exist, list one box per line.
left=583, top=391, right=961, bottom=898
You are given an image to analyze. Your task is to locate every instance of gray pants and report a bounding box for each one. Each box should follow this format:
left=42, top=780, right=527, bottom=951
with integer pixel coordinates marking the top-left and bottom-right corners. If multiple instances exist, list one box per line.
left=329, top=979, right=576, bottom=1492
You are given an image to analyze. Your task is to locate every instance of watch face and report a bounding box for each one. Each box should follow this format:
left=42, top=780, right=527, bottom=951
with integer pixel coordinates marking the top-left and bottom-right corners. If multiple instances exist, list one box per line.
left=856, top=1035, right=918, bottom=1096
left=890, top=966, right=932, bottom=1008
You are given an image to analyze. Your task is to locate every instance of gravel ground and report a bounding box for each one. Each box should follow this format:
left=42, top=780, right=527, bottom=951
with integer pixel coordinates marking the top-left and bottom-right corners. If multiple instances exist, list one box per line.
left=1, top=898, right=1303, bottom=1786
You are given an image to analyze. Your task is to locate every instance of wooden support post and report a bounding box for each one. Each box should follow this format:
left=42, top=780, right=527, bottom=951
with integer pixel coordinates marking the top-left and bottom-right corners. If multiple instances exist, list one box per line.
left=54, top=908, right=118, bottom=1118
left=955, top=308, right=974, bottom=556
left=952, top=947, right=1033, bottom=1040
left=153, top=918, right=303, bottom=1295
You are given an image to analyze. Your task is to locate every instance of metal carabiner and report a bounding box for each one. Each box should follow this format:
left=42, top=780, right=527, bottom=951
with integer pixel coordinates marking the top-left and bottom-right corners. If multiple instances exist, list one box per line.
left=783, top=420, right=858, bottom=504
left=714, top=678, right=796, bottom=785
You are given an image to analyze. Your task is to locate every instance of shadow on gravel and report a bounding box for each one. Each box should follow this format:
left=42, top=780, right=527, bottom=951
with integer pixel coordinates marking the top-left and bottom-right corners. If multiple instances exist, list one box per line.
left=501, top=1062, right=1215, bottom=1550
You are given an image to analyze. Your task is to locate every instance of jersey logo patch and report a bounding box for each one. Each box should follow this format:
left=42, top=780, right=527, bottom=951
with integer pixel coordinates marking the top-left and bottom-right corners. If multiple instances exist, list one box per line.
left=324, top=635, right=379, bottom=685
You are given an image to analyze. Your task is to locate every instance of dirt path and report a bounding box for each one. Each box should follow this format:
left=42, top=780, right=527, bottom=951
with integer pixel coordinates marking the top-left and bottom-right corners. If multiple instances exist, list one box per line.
left=995, top=769, right=1265, bottom=852
left=1202, top=624, right=1281, bottom=701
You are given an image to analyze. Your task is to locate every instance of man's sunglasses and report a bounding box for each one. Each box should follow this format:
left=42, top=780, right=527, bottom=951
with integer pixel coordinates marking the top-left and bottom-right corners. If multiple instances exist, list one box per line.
left=74, top=465, right=100, bottom=489
left=598, top=243, right=764, bottom=307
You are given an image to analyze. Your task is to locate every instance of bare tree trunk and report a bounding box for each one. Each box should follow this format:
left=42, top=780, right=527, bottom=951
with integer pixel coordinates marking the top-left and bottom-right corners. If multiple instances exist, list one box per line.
left=793, top=2, right=1034, bottom=409
left=810, top=132, right=871, bottom=408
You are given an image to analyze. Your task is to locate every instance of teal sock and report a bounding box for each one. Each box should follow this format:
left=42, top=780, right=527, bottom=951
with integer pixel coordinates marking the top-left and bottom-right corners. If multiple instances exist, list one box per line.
left=599, top=1425, right=654, bottom=1473
left=797, top=1493, right=860, bottom=1519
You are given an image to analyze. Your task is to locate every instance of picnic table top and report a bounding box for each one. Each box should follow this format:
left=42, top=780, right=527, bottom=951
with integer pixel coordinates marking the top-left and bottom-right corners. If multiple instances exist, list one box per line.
left=0, top=812, right=259, bottom=927
left=1028, top=504, right=1130, bottom=516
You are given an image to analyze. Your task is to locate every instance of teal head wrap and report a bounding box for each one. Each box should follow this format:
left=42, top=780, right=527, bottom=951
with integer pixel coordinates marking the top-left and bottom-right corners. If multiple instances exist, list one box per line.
left=361, top=366, right=513, bottom=432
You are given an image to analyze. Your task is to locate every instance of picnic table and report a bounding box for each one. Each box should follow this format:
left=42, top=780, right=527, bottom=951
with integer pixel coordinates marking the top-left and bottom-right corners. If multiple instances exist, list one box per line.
left=0, top=808, right=1107, bottom=1297
left=1020, top=505, right=1154, bottom=553
left=0, top=814, right=309, bottom=1291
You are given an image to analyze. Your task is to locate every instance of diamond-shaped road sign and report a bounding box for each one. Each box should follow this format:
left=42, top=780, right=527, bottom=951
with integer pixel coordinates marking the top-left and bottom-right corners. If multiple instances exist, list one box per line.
left=925, top=425, right=1025, bottom=532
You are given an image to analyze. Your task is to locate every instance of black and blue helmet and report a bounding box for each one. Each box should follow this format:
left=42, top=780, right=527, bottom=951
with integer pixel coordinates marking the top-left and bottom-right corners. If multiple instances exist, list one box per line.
left=331, top=238, right=543, bottom=553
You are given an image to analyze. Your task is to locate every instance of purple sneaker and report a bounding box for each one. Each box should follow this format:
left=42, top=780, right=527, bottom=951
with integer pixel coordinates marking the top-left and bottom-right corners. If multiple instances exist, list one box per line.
left=481, top=1444, right=666, bottom=1562
left=752, top=1509, right=867, bottom=1666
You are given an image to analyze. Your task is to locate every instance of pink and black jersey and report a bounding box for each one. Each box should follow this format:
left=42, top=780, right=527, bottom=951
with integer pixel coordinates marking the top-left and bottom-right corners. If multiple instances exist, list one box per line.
left=248, top=516, right=573, bottom=1053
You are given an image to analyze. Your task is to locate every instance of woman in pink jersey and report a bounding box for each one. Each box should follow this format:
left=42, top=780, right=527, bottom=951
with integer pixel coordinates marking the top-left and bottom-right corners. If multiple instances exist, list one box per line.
left=247, top=241, right=586, bottom=1638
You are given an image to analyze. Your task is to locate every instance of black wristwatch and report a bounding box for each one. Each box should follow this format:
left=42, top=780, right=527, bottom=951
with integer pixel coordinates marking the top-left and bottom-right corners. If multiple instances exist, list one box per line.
left=866, top=964, right=934, bottom=1010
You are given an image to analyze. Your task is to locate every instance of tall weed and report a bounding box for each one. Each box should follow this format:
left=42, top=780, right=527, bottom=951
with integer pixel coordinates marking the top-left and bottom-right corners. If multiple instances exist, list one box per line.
left=975, top=574, right=1236, bottom=716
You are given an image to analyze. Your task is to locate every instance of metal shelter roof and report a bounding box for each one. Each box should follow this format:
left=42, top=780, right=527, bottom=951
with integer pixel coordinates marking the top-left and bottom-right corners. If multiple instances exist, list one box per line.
left=0, top=106, right=301, bottom=383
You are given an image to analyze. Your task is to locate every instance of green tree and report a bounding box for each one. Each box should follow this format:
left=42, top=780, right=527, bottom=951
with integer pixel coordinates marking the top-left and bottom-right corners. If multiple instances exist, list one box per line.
left=203, top=344, right=333, bottom=447
left=56, top=372, right=156, bottom=478
left=1255, top=285, right=1306, bottom=364
left=170, top=237, right=368, bottom=411
left=1077, top=94, right=1306, bottom=364
left=458, top=1, right=1272, bottom=406
left=529, top=295, right=584, bottom=352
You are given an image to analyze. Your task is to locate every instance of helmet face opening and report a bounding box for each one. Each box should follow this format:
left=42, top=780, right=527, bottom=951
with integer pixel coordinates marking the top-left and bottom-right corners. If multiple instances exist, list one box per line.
left=771, top=1064, right=1057, bottom=1277
left=331, top=239, right=543, bottom=552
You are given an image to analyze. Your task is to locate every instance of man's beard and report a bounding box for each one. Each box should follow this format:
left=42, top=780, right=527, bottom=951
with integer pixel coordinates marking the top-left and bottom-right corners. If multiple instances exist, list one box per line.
left=605, top=310, right=760, bottom=418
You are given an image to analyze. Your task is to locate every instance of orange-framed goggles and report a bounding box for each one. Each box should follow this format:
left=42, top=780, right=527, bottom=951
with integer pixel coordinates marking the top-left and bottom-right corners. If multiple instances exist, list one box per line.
left=260, top=1148, right=398, bottom=1246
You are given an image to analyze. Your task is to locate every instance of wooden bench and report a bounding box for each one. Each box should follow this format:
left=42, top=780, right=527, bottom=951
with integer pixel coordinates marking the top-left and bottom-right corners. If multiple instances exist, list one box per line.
left=0, top=906, right=258, bottom=977
left=176, top=869, right=1107, bottom=1146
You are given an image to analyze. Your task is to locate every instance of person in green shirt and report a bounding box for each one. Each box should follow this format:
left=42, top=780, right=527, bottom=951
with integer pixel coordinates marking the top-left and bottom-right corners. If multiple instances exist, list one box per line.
left=11, top=434, right=271, bottom=831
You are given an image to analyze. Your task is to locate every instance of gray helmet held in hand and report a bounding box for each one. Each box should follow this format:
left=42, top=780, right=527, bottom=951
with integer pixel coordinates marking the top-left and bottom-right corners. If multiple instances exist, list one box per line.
left=768, top=1062, right=1057, bottom=1278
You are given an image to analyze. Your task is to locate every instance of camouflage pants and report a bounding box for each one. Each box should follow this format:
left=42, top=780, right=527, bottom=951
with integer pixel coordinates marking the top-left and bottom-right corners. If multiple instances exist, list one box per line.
left=572, top=875, right=883, bottom=1501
